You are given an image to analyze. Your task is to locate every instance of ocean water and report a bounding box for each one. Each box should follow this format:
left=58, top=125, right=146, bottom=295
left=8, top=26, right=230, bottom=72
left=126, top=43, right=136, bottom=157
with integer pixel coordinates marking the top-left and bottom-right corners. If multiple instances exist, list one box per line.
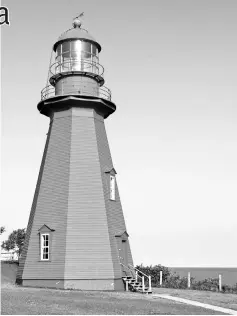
left=169, top=267, right=237, bottom=286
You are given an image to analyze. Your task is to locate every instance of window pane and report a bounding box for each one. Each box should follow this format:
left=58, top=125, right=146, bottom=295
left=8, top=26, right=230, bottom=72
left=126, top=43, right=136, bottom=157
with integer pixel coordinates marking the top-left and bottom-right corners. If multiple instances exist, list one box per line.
left=62, top=42, right=70, bottom=58
left=62, top=58, right=71, bottom=71
left=71, top=60, right=82, bottom=71
left=41, top=234, right=50, bottom=260
left=110, top=175, right=115, bottom=200
left=43, top=252, right=49, bottom=259
left=92, top=45, right=97, bottom=56
left=71, top=40, right=81, bottom=58
left=81, top=42, right=91, bottom=59
left=82, top=41, right=91, bottom=53
left=62, top=42, right=70, bottom=53
left=56, top=44, right=61, bottom=57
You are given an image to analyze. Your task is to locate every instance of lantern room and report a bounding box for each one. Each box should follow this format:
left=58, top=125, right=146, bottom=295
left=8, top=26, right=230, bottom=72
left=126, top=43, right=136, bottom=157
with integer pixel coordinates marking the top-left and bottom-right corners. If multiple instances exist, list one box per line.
left=41, top=18, right=111, bottom=101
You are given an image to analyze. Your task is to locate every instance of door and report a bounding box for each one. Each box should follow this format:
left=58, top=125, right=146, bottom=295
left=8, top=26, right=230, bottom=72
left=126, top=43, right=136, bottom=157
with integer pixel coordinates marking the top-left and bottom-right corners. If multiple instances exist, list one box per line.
left=115, top=234, right=130, bottom=276
left=121, top=240, right=129, bottom=275
left=121, top=240, right=128, bottom=266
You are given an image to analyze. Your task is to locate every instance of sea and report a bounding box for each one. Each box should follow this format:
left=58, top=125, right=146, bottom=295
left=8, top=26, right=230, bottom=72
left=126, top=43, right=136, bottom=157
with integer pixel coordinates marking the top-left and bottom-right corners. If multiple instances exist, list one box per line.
left=169, top=267, right=237, bottom=286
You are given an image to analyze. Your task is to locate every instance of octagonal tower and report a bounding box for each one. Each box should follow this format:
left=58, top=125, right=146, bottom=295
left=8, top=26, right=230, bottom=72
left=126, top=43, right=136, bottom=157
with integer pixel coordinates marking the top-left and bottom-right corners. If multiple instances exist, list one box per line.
left=16, top=17, right=134, bottom=291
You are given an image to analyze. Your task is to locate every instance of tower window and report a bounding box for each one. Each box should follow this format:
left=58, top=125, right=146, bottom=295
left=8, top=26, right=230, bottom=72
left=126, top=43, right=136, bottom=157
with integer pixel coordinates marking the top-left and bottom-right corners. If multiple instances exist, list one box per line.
left=41, top=233, right=49, bottom=261
left=110, top=175, right=115, bottom=201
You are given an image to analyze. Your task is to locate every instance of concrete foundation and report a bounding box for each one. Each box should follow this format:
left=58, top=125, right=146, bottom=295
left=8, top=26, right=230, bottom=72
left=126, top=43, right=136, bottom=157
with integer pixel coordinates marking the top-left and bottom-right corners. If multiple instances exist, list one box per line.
left=20, top=278, right=125, bottom=291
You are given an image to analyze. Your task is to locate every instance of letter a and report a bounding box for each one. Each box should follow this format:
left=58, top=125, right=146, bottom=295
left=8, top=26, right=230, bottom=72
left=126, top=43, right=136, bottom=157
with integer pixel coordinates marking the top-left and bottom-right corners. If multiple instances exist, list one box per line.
left=0, top=7, right=10, bottom=25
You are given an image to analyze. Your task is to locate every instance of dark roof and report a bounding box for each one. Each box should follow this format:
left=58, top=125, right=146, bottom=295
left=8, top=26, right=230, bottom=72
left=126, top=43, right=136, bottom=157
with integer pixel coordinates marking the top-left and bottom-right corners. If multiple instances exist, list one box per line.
left=115, top=231, right=129, bottom=237
left=53, top=27, right=101, bottom=52
left=104, top=167, right=117, bottom=174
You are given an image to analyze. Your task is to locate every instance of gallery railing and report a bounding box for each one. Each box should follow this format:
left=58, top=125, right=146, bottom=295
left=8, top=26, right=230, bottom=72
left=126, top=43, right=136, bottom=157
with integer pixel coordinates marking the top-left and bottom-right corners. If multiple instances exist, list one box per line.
left=41, top=84, right=111, bottom=101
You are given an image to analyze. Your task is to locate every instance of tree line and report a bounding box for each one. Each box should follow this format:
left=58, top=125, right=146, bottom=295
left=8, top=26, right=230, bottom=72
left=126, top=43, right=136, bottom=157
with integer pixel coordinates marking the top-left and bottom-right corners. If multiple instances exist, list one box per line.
left=1, top=226, right=26, bottom=260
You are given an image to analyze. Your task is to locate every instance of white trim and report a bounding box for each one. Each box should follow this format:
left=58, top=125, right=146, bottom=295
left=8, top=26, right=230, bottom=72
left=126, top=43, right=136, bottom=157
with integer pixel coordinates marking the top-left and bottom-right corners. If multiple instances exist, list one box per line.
left=40, top=233, right=49, bottom=261
left=110, top=175, right=116, bottom=201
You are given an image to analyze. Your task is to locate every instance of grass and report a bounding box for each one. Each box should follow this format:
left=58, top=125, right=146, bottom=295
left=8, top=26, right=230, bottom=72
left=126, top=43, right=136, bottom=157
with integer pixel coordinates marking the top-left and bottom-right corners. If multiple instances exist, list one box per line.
left=1, top=261, right=18, bottom=284
left=153, top=287, right=237, bottom=311
left=0, top=262, right=231, bottom=315
left=1, top=285, right=226, bottom=315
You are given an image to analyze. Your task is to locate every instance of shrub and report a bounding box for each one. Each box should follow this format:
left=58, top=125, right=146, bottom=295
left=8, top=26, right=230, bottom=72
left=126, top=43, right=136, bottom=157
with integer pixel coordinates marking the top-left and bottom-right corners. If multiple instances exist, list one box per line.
left=135, top=264, right=237, bottom=294
left=162, top=273, right=195, bottom=289
left=135, top=264, right=170, bottom=286
left=192, top=278, right=219, bottom=291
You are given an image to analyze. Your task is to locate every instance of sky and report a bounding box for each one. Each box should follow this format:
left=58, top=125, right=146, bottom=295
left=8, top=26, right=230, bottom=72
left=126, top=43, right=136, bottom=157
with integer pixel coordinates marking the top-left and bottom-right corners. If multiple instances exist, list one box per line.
left=1, top=0, right=237, bottom=267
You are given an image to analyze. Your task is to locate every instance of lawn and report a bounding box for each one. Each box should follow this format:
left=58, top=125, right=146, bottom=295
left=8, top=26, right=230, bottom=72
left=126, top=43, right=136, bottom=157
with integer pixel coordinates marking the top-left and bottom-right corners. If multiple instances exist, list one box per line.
left=153, top=287, right=237, bottom=311
left=1, top=284, right=226, bottom=315
left=0, top=262, right=230, bottom=315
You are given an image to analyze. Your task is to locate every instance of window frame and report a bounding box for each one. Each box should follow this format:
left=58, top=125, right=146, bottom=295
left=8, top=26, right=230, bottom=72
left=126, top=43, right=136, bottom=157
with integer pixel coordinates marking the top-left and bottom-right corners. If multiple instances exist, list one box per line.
left=110, top=174, right=116, bottom=201
left=40, top=233, right=50, bottom=261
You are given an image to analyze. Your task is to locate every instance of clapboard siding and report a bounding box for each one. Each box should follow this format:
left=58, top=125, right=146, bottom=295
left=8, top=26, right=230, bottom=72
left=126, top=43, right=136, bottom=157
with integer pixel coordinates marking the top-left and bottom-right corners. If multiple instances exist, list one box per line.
left=64, top=108, right=114, bottom=279
left=18, top=102, right=134, bottom=288
left=21, top=115, right=72, bottom=279
left=94, top=113, right=134, bottom=278
left=16, top=121, right=53, bottom=281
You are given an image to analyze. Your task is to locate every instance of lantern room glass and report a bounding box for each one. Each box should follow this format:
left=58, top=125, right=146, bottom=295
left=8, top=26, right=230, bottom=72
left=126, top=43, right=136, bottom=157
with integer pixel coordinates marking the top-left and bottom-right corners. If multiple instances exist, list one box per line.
left=55, top=40, right=99, bottom=74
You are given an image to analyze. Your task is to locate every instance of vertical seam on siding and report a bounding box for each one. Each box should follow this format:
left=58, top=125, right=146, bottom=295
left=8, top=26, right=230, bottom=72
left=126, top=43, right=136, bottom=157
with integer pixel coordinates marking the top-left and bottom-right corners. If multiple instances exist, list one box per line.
left=63, top=113, right=72, bottom=283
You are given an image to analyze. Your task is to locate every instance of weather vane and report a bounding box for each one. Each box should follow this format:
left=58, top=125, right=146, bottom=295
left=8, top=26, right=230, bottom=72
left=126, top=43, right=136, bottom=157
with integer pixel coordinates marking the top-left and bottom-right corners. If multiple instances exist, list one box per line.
left=73, top=12, right=84, bottom=28
left=74, top=12, right=84, bottom=20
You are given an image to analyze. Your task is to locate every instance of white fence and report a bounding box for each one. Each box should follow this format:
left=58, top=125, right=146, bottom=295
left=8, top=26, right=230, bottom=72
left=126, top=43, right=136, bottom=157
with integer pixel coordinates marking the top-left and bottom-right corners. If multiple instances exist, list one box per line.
left=1, top=251, right=18, bottom=261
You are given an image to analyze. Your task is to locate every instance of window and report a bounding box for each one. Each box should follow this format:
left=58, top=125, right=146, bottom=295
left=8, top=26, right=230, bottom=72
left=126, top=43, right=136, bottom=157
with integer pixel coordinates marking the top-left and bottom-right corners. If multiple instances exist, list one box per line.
left=110, top=175, right=115, bottom=201
left=41, top=233, right=49, bottom=260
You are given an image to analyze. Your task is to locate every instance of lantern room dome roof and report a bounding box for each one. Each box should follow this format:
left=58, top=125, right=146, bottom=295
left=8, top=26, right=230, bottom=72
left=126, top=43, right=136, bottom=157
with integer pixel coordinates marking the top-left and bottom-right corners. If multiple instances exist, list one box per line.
left=53, top=26, right=101, bottom=52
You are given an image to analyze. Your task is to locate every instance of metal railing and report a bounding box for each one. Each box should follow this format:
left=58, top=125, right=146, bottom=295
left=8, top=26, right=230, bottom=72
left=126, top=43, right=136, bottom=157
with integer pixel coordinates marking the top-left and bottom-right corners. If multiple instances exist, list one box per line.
left=120, top=263, right=152, bottom=293
left=129, top=264, right=152, bottom=293
left=49, top=58, right=104, bottom=78
left=41, top=84, right=111, bottom=101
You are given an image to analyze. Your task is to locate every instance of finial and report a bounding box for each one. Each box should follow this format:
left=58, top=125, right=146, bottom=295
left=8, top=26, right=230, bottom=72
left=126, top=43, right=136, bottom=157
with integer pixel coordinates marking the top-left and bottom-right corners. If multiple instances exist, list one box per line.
left=73, top=12, right=84, bottom=28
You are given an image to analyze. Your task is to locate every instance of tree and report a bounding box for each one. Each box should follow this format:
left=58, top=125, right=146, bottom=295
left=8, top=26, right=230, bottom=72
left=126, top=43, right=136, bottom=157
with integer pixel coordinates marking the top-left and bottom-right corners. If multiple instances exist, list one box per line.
left=1, top=228, right=26, bottom=260
left=0, top=226, right=6, bottom=234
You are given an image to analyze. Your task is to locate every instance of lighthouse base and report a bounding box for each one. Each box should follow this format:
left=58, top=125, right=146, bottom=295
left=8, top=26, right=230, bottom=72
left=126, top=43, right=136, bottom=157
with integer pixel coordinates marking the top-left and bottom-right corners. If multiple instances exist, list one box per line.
left=17, top=278, right=125, bottom=291
left=16, top=103, right=134, bottom=292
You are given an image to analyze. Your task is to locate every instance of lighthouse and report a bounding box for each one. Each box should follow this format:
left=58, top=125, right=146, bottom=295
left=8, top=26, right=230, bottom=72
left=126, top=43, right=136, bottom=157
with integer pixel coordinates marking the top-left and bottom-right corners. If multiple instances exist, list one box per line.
left=16, top=17, right=134, bottom=291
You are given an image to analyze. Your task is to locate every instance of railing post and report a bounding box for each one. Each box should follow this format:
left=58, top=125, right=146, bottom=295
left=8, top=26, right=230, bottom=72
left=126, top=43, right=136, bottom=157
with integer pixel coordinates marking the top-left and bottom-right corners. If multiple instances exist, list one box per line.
left=148, top=276, right=152, bottom=292
left=135, top=271, right=138, bottom=282
left=142, top=276, right=145, bottom=293
left=125, top=281, right=129, bottom=291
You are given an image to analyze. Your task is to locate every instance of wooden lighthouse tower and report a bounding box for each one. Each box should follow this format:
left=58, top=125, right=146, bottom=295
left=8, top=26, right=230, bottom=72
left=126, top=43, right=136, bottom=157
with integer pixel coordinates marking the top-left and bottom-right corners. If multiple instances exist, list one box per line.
left=16, top=17, right=134, bottom=290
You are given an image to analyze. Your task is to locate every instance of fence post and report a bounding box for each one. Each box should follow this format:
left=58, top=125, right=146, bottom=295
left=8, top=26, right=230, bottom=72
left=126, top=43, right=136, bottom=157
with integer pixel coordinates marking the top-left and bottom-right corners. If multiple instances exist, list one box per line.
left=125, top=281, right=129, bottom=291
left=219, top=274, right=222, bottom=292
left=160, top=270, right=163, bottom=286
left=188, top=272, right=191, bottom=288
left=135, top=271, right=138, bottom=282
left=142, top=276, right=145, bottom=293
left=148, top=276, right=152, bottom=292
